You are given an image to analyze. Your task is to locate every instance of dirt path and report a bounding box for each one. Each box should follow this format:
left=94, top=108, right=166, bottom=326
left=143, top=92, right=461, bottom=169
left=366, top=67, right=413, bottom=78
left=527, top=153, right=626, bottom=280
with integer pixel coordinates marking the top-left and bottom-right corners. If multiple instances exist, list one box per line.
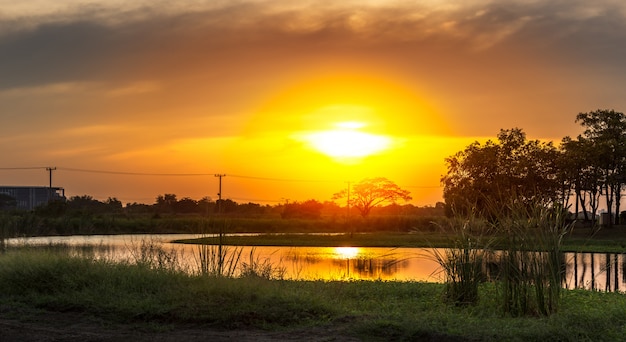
left=0, top=306, right=361, bottom=342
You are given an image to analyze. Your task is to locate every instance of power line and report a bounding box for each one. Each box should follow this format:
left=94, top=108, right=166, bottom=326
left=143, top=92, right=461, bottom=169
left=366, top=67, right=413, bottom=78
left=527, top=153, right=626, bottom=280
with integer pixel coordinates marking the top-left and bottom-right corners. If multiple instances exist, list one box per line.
left=0, top=166, right=443, bottom=188
left=228, top=174, right=339, bottom=183
left=54, top=167, right=337, bottom=183
left=229, top=196, right=283, bottom=203
left=57, top=167, right=214, bottom=176
left=0, top=167, right=48, bottom=170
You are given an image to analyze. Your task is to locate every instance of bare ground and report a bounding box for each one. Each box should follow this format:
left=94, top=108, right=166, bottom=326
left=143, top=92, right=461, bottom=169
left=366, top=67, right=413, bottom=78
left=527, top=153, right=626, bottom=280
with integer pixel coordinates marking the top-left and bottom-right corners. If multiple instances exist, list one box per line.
left=0, top=305, right=361, bottom=342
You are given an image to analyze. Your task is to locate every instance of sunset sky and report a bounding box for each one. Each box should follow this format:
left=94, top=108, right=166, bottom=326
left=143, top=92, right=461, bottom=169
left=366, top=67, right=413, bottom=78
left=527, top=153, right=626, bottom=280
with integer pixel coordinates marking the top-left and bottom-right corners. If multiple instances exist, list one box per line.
left=1, top=0, right=626, bottom=206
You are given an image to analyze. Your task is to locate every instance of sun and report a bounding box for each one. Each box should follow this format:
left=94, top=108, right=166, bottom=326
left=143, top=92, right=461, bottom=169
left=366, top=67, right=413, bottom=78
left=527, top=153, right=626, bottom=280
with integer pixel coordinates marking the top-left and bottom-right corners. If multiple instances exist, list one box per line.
left=303, top=121, right=392, bottom=159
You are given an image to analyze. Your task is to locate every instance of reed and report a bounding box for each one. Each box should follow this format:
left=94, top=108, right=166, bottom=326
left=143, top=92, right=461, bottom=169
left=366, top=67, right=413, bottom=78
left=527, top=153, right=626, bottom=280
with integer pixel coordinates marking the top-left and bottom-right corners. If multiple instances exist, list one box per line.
left=125, top=236, right=183, bottom=272
left=430, top=198, right=572, bottom=316
left=239, top=247, right=286, bottom=279
left=194, top=218, right=243, bottom=277
left=429, top=213, right=493, bottom=306
left=494, top=201, right=572, bottom=316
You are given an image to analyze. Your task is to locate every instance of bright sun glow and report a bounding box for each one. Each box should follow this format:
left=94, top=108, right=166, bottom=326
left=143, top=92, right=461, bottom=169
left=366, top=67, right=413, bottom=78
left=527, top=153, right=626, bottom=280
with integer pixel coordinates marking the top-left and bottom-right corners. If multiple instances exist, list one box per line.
left=335, top=247, right=359, bottom=259
left=304, top=121, right=391, bottom=159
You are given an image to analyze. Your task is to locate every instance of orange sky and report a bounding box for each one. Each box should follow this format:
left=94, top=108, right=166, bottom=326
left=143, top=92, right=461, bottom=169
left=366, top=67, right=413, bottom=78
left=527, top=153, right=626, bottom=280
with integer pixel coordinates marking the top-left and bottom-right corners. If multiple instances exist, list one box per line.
left=1, top=1, right=626, bottom=206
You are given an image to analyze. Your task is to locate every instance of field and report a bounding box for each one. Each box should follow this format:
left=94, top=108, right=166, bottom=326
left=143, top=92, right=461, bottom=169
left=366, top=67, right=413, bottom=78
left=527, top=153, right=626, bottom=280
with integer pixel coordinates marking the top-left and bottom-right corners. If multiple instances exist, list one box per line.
left=1, top=246, right=626, bottom=341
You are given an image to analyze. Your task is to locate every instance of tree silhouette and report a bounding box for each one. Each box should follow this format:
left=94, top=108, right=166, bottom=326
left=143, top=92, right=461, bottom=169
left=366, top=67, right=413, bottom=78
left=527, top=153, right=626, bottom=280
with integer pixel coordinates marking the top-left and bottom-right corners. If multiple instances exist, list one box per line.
left=575, top=109, right=626, bottom=225
left=559, top=135, right=602, bottom=224
left=333, top=177, right=411, bottom=218
left=281, top=199, right=324, bottom=219
left=441, top=128, right=560, bottom=216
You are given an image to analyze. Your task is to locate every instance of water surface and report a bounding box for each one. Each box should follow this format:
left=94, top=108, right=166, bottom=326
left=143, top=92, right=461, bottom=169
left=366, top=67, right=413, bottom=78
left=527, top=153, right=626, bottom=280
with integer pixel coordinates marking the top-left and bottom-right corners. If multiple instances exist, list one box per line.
left=6, top=234, right=625, bottom=291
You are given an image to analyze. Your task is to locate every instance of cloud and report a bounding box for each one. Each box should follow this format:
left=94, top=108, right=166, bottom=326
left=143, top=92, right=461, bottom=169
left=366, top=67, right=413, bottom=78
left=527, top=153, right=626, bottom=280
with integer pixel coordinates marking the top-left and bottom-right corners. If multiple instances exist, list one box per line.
left=1, top=0, right=625, bottom=92
left=0, top=81, right=97, bottom=97
left=1, top=0, right=626, bottom=140
left=106, top=81, right=162, bottom=97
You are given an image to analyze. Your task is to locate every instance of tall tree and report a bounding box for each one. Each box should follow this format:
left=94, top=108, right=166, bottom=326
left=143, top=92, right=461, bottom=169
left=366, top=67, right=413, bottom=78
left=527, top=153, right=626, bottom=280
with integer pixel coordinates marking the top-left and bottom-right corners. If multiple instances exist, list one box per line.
left=332, top=177, right=411, bottom=218
left=441, top=128, right=560, bottom=216
left=155, top=194, right=177, bottom=214
left=575, top=109, right=626, bottom=225
left=560, top=135, right=603, bottom=225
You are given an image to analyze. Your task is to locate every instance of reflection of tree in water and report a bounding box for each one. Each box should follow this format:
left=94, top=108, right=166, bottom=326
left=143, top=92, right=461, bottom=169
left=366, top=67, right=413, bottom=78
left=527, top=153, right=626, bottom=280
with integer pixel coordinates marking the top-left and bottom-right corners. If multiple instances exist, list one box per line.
left=284, top=251, right=322, bottom=265
left=332, top=257, right=410, bottom=279
left=564, top=252, right=625, bottom=292
left=481, top=251, right=567, bottom=288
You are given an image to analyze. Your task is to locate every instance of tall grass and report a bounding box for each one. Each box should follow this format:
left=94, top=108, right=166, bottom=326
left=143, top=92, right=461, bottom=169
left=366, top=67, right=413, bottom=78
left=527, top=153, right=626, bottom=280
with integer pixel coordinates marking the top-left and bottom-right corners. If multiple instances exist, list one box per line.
left=192, top=219, right=286, bottom=279
left=495, top=202, right=572, bottom=316
left=125, top=237, right=183, bottom=272
left=193, top=219, right=243, bottom=277
left=240, top=248, right=286, bottom=279
left=429, top=213, right=493, bottom=305
left=431, top=201, right=572, bottom=316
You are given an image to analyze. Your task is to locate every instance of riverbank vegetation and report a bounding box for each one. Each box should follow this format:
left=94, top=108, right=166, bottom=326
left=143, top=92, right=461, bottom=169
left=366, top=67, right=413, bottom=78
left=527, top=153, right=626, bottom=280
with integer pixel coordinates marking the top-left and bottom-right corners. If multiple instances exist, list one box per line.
left=0, top=194, right=445, bottom=238
left=1, top=247, right=625, bottom=341
left=175, top=224, right=626, bottom=253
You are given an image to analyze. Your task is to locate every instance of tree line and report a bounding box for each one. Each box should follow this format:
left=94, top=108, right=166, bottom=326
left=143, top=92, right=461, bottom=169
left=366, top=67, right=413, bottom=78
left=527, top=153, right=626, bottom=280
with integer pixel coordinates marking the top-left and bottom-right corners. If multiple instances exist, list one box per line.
left=24, top=191, right=438, bottom=220
left=441, top=109, right=626, bottom=226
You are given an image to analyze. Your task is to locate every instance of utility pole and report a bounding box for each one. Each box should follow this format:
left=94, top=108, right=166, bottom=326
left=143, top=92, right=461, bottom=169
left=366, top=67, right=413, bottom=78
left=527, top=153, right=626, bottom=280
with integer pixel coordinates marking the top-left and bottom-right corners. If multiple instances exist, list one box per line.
left=46, top=167, right=56, bottom=202
left=346, top=181, right=352, bottom=237
left=215, top=174, right=226, bottom=213
left=345, top=181, right=351, bottom=219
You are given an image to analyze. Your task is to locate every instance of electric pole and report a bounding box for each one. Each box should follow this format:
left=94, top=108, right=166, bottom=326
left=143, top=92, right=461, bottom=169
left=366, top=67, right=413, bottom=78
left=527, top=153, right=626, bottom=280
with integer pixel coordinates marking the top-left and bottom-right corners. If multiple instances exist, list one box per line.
left=346, top=181, right=352, bottom=237
left=215, top=174, right=226, bottom=213
left=345, top=181, right=351, bottom=219
left=46, top=167, right=56, bottom=202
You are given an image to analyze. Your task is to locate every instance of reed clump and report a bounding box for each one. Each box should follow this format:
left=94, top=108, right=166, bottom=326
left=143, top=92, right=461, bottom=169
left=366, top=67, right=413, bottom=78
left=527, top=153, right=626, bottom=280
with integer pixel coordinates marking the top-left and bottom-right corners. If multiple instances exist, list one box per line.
left=193, top=219, right=243, bottom=277
left=494, top=202, right=571, bottom=316
left=429, top=213, right=494, bottom=306
left=191, top=219, right=285, bottom=279
left=431, top=200, right=572, bottom=316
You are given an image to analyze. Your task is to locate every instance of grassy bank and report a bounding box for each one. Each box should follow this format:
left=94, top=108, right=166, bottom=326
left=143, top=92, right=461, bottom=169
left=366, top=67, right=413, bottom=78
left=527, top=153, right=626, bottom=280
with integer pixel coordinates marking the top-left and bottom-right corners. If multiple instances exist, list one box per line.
left=174, top=232, right=449, bottom=248
left=1, top=249, right=625, bottom=341
left=175, top=228, right=626, bottom=253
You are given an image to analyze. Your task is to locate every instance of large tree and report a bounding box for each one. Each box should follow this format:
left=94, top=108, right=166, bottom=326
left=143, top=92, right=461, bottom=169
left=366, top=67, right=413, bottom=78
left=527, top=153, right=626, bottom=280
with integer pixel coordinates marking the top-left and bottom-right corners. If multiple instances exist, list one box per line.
left=559, top=135, right=603, bottom=224
left=441, top=128, right=561, bottom=216
left=574, top=109, right=626, bottom=225
left=333, top=177, right=411, bottom=218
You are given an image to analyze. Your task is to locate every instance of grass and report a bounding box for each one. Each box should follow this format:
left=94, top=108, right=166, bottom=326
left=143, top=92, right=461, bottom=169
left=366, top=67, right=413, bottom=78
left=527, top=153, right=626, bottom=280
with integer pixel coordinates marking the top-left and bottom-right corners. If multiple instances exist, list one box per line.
left=1, top=249, right=626, bottom=341
left=174, top=229, right=626, bottom=253
left=176, top=232, right=475, bottom=248
left=428, top=215, right=494, bottom=306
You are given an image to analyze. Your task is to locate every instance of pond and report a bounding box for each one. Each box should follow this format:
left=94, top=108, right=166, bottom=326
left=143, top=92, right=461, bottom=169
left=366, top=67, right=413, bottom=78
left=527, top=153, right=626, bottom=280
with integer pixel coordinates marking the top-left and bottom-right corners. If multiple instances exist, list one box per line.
left=5, top=234, right=626, bottom=292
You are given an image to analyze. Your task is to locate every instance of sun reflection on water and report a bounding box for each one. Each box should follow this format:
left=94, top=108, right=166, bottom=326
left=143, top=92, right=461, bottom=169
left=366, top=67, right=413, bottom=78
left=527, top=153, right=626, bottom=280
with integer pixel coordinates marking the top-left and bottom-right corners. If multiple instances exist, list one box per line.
left=335, top=247, right=359, bottom=259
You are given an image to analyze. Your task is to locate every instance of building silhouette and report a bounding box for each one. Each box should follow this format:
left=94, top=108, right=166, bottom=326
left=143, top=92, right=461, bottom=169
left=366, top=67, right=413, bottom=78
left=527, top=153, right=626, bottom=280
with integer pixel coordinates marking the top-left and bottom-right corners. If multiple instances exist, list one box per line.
left=0, top=186, right=65, bottom=210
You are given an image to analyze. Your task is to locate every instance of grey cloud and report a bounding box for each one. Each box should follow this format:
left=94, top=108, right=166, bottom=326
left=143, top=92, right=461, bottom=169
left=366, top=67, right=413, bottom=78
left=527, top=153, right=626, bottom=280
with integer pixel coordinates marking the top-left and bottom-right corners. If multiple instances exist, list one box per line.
left=1, top=1, right=625, bottom=90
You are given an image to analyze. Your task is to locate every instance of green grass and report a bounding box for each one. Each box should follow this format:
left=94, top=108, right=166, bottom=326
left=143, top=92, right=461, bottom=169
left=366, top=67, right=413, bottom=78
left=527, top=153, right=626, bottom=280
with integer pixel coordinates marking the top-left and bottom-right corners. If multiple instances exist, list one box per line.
left=1, top=249, right=626, bottom=341
left=174, top=232, right=450, bottom=248
left=174, top=230, right=626, bottom=253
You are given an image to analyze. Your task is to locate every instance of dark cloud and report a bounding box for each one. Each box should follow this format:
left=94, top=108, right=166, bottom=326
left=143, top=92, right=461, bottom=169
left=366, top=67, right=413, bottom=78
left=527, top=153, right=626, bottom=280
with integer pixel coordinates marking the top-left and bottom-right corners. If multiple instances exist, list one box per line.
left=1, top=0, right=625, bottom=138
left=0, top=21, right=116, bottom=88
